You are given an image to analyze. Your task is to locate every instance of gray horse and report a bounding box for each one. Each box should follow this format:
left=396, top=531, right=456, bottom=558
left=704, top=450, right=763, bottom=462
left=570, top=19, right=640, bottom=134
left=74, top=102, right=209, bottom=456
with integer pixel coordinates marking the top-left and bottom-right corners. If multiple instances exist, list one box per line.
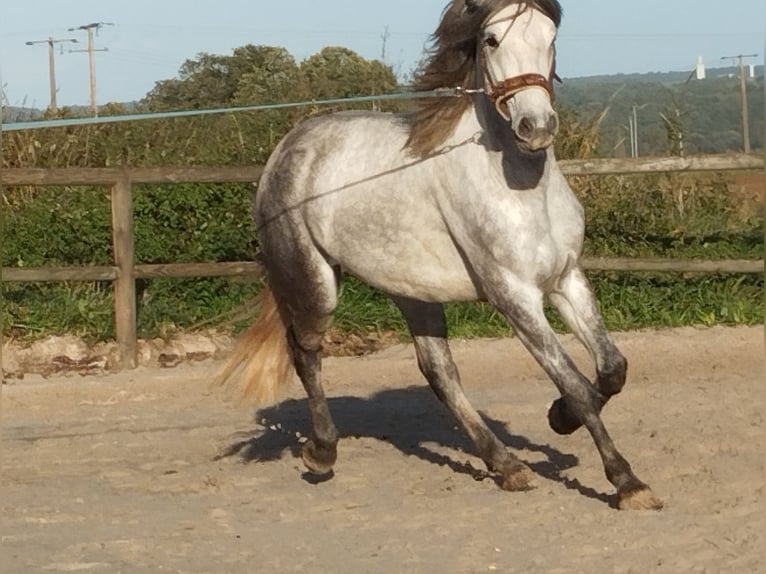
left=217, top=0, right=662, bottom=511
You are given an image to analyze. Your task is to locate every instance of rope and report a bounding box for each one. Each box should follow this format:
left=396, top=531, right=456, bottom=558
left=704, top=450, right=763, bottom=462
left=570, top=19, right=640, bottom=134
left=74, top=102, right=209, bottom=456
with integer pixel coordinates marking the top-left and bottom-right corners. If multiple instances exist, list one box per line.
left=1, top=89, right=461, bottom=132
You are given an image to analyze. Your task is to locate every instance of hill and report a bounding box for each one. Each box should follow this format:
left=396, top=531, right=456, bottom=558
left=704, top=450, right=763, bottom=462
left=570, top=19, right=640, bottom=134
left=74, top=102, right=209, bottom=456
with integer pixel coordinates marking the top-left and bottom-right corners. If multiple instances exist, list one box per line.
left=557, top=66, right=765, bottom=157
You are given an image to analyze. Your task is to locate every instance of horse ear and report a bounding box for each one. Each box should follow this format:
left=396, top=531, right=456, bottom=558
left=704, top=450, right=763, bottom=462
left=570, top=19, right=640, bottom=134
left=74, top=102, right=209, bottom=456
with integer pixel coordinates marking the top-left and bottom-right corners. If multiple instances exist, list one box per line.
left=464, top=0, right=482, bottom=14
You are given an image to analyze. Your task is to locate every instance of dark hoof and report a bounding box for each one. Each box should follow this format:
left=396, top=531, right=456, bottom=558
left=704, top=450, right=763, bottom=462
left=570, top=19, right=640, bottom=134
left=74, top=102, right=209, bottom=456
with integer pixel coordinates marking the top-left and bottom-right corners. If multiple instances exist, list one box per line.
left=301, top=440, right=337, bottom=475
left=500, top=466, right=536, bottom=492
left=301, top=470, right=335, bottom=485
left=548, top=398, right=582, bottom=435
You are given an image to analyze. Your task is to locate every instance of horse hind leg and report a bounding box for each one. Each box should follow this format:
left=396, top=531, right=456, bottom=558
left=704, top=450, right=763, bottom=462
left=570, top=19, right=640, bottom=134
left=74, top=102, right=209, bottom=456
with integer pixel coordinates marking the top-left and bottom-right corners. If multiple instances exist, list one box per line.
left=392, top=296, right=535, bottom=491
left=288, top=326, right=338, bottom=475
left=547, top=266, right=627, bottom=435
left=265, top=242, right=341, bottom=476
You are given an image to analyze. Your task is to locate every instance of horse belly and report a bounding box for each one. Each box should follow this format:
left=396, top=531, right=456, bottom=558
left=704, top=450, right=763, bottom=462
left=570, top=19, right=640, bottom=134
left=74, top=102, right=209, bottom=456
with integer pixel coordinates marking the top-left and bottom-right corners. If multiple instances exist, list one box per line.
left=309, top=189, right=480, bottom=302
left=343, top=241, right=481, bottom=303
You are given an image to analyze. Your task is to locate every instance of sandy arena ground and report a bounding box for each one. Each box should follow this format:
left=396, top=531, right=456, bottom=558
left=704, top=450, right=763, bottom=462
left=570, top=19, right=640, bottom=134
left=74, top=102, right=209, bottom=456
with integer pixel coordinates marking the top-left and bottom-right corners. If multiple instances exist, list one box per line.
left=3, top=326, right=764, bottom=573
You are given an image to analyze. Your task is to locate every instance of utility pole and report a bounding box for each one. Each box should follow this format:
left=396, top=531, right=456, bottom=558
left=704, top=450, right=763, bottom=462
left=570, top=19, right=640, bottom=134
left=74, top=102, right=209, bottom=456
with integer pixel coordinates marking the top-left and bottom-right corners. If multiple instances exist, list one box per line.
left=632, top=105, right=640, bottom=158
left=380, top=26, right=391, bottom=62
left=68, top=22, right=113, bottom=117
left=25, top=37, right=78, bottom=112
left=721, top=53, right=758, bottom=153
left=629, top=104, right=648, bottom=158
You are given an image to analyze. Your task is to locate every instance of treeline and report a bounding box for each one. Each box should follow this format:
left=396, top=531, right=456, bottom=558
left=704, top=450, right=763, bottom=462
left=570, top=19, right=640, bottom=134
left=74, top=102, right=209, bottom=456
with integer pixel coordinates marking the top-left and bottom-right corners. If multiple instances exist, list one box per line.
left=558, top=71, right=766, bottom=157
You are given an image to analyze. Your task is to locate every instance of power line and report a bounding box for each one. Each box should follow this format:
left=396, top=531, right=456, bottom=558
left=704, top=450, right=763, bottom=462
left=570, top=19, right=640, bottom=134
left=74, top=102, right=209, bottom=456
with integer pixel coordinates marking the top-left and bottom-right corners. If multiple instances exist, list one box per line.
left=68, top=22, right=114, bottom=117
left=24, top=36, right=79, bottom=112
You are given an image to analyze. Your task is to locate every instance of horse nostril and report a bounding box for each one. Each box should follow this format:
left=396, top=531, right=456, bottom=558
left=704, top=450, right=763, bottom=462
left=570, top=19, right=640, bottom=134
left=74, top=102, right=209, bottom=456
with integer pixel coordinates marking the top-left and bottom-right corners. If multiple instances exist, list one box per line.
left=517, top=117, right=534, bottom=141
left=547, top=113, right=559, bottom=135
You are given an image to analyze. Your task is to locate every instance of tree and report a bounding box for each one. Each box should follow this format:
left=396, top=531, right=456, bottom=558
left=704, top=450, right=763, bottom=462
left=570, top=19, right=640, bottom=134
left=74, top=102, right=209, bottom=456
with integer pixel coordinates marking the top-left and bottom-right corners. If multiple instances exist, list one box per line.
left=143, top=44, right=400, bottom=114
left=145, top=53, right=234, bottom=110
left=298, top=47, right=398, bottom=100
left=233, top=47, right=299, bottom=105
left=144, top=45, right=299, bottom=111
left=232, top=48, right=302, bottom=159
left=138, top=44, right=404, bottom=162
left=659, top=108, right=685, bottom=157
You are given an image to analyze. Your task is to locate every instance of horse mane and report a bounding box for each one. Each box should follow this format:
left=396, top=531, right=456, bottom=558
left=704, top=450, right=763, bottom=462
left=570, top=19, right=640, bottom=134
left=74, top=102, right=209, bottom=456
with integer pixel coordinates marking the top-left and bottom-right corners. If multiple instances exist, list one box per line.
left=405, top=0, right=562, bottom=157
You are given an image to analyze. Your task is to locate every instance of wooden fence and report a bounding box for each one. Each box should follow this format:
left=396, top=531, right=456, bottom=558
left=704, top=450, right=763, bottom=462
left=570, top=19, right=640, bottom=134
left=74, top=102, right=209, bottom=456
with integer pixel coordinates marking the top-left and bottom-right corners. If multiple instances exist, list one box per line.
left=1, top=153, right=764, bottom=369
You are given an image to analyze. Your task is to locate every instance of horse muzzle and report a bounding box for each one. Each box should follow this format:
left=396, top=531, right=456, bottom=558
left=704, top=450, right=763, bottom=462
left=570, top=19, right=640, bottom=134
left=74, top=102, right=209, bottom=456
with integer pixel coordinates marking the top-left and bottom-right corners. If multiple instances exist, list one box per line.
left=489, top=74, right=559, bottom=151
left=513, top=109, right=559, bottom=151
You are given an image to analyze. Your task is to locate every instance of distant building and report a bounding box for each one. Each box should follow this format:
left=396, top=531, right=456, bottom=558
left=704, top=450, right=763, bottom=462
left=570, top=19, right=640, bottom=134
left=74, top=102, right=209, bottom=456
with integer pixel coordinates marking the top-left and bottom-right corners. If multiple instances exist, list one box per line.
left=696, top=56, right=706, bottom=80
left=748, top=64, right=755, bottom=78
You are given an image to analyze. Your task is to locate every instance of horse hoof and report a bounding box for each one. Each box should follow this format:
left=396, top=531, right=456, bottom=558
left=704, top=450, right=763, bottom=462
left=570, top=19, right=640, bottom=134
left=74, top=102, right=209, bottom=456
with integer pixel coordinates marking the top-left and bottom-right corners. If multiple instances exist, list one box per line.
left=301, top=440, right=337, bottom=476
left=618, top=486, right=664, bottom=511
left=500, top=467, right=536, bottom=492
left=548, top=399, right=582, bottom=435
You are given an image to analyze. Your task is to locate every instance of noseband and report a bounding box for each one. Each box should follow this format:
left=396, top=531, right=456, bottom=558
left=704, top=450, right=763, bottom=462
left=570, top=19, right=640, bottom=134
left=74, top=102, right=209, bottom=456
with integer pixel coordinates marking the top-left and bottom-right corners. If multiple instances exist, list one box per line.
left=488, top=72, right=555, bottom=115
left=455, top=69, right=559, bottom=122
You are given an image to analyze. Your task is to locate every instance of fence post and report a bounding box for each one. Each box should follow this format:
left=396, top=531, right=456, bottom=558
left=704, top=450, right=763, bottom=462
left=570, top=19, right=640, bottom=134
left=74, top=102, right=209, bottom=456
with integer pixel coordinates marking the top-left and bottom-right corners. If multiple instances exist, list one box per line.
left=111, top=174, right=138, bottom=369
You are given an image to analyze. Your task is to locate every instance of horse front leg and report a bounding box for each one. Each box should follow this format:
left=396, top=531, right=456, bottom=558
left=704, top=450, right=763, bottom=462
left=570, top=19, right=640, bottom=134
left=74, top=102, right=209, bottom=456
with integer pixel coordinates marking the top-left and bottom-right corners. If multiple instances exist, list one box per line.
left=487, top=278, right=661, bottom=510
left=547, top=266, right=627, bottom=435
left=392, top=296, right=535, bottom=491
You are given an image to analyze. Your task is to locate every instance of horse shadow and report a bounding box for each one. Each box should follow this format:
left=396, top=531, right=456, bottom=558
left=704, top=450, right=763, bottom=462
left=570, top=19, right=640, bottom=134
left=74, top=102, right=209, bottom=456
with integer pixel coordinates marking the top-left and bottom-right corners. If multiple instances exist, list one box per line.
left=216, top=385, right=613, bottom=506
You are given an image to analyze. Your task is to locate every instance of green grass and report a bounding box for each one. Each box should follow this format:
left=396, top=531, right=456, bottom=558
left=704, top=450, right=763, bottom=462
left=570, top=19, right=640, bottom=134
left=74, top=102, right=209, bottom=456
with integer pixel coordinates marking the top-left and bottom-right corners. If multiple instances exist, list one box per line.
left=332, top=278, right=514, bottom=340
left=294, top=273, right=764, bottom=343
left=592, top=273, right=764, bottom=329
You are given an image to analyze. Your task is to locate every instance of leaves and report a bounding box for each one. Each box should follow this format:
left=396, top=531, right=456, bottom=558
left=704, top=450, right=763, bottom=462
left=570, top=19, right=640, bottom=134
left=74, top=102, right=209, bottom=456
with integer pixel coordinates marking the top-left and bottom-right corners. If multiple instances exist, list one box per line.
left=298, top=47, right=398, bottom=100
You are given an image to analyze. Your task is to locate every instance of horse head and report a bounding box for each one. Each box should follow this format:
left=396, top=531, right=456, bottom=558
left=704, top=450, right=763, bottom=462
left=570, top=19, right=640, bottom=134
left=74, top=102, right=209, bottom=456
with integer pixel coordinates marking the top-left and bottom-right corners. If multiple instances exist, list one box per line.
left=474, top=1, right=561, bottom=151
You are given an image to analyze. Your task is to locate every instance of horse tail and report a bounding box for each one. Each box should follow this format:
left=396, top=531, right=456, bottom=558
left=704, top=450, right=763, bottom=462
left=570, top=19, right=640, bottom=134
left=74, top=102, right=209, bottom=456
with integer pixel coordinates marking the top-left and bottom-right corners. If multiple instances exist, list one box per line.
left=213, top=287, right=294, bottom=405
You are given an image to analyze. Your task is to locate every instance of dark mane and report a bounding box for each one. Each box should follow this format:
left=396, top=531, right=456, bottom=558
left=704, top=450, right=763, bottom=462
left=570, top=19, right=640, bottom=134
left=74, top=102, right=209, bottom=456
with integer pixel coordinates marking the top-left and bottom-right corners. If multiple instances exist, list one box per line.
left=405, top=0, right=562, bottom=157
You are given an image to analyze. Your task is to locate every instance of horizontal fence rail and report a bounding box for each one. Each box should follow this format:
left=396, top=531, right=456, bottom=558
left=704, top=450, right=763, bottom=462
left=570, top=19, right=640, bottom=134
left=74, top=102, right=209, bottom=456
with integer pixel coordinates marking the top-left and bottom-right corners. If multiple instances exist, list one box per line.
left=1, top=262, right=265, bottom=283
left=1, top=166, right=265, bottom=186
left=560, top=153, right=764, bottom=176
left=1, top=154, right=763, bottom=369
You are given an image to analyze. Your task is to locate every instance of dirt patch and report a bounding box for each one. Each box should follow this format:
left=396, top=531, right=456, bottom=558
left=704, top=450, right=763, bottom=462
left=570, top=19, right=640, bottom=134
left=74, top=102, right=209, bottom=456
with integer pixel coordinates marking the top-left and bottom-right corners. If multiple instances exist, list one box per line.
left=321, top=328, right=402, bottom=357
left=2, top=329, right=400, bottom=379
left=3, top=326, right=764, bottom=573
left=1, top=333, right=233, bottom=379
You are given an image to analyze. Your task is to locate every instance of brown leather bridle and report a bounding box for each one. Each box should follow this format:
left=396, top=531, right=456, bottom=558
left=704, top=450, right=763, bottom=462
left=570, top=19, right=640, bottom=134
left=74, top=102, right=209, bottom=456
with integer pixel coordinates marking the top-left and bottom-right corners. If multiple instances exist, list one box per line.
left=482, top=54, right=560, bottom=121
left=489, top=72, right=554, bottom=105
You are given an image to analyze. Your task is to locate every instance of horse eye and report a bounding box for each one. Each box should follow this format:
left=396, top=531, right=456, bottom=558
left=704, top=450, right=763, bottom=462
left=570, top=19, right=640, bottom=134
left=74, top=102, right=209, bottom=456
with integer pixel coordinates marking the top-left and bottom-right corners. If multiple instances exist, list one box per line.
left=484, top=34, right=499, bottom=48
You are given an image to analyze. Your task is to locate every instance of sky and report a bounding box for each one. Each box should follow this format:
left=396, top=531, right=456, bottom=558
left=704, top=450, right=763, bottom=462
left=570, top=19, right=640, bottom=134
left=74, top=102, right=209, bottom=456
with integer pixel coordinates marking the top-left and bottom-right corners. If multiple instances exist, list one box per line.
left=1, top=0, right=764, bottom=109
